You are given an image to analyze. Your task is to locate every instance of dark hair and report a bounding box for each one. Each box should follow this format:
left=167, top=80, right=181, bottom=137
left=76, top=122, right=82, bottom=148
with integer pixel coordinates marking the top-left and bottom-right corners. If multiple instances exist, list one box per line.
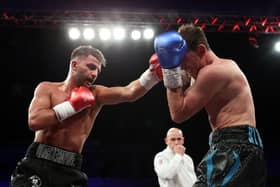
left=71, top=45, right=106, bottom=67
left=178, top=23, right=210, bottom=51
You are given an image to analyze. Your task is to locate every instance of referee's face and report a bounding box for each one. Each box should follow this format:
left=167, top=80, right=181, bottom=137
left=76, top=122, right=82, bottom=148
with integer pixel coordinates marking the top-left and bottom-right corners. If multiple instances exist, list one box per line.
left=165, top=130, right=184, bottom=150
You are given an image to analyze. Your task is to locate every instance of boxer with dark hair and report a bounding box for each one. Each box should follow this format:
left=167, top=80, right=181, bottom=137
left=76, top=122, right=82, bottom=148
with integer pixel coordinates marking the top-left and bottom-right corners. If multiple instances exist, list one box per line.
left=154, top=24, right=266, bottom=186
left=10, top=45, right=162, bottom=187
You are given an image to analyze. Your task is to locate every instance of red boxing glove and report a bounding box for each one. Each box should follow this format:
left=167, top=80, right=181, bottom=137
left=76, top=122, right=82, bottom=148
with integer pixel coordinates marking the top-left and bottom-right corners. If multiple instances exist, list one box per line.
left=69, top=86, right=95, bottom=112
left=149, top=53, right=163, bottom=81
left=139, top=53, right=163, bottom=90
left=53, top=86, right=95, bottom=121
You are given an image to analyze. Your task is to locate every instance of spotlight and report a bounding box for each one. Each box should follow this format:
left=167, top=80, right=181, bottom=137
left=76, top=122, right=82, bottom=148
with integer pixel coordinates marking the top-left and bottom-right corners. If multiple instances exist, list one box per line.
left=248, top=36, right=259, bottom=48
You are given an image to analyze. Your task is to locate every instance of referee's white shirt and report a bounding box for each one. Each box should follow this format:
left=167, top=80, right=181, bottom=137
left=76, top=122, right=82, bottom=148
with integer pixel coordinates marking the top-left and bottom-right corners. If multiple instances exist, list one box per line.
left=154, top=146, right=197, bottom=187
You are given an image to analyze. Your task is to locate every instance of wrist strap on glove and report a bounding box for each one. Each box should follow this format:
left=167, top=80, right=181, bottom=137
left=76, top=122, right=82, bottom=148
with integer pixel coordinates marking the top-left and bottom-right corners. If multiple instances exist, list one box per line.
left=53, top=101, right=76, bottom=122
left=139, top=69, right=160, bottom=90
left=163, top=67, right=183, bottom=89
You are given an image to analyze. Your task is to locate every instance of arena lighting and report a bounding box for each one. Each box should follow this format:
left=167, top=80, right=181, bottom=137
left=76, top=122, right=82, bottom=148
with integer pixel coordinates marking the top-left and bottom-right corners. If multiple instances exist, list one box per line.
left=261, top=18, right=268, bottom=27
left=99, top=28, right=111, bottom=41
left=68, top=27, right=80, bottom=40
left=176, top=17, right=183, bottom=24
left=131, top=30, right=141, bottom=40
left=200, top=23, right=206, bottom=31
left=1, top=10, right=280, bottom=33
left=232, top=23, right=241, bottom=32
left=248, top=36, right=259, bottom=48
left=245, top=18, right=251, bottom=26
left=249, top=25, right=257, bottom=33
left=194, top=18, right=200, bottom=25
left=143, top=28, right=154, bottom=40
left=265, top=25, right=274, bottom=33
left=217, top=24, right=224, bottom=32
left=67, top=25, right=156, bottom=41
left=113, top=27, right=126, bottom=40
left=211, top=17, right=218, bottom=25
left=274, top=41, right=280, bottom=52
left=83, top=28, right=95, bottom=40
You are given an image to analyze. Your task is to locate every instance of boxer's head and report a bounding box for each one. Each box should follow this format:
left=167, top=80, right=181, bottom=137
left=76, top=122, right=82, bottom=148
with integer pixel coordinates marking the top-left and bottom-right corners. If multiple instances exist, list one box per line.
left=70, top=45, right=106, bottom=87
left=71, top=45, right=106, bottom=70
left=178, top=23, right=210, bottom=51
left=178, top=24, right=211, bottom=77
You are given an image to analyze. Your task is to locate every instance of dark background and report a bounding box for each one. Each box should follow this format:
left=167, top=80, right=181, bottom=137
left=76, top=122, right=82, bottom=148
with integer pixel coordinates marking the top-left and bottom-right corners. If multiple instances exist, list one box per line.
left=0, top=0, right=279, bottom=16
left=0, top=0, right=279, bottom=187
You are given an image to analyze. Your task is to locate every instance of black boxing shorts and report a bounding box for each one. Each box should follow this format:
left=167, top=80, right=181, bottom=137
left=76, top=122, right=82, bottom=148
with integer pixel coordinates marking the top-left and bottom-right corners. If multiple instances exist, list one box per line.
left=193, top=125, right=266, bottom=187
left=10, top=142, right=88, bottom=187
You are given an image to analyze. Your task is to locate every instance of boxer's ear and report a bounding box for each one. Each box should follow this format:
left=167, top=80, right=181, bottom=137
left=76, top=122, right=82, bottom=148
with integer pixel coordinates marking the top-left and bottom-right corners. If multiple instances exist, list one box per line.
left=196, top=44, right=206, bottom=57
left=71, top=60, right=78, bottom=70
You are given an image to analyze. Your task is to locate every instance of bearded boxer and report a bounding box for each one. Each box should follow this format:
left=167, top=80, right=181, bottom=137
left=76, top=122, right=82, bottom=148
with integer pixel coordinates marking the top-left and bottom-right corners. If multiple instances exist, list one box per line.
left=154, top=24, right=266, bottom=186
left=9, top=45, right=162, bottom=187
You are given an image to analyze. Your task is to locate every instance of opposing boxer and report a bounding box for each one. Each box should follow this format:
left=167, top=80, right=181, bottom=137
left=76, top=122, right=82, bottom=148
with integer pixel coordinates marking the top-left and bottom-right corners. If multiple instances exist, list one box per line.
left=9, top=45, right=162, bottom=187
left=154, top=24, right=266, bottom=186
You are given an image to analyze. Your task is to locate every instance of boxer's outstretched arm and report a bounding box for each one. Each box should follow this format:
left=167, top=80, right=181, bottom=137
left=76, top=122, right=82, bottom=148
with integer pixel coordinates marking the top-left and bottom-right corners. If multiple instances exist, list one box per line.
left=95, top=54, right=162, bottom=105
left=94, top=80, right=146, bottom=105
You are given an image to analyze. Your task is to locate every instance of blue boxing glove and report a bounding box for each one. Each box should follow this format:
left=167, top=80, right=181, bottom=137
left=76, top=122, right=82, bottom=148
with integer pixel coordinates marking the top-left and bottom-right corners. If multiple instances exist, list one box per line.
left=154, top=31, right=188, bottom=88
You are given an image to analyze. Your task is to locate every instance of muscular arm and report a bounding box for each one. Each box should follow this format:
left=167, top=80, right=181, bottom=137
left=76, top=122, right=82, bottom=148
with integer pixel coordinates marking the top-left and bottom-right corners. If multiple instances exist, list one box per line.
left=28, top=82, right=58, bottom=131
left=95, top=79, right=148, bottom=105
left=167, top=66, right=226, bottom=123
left=95, top=54, right=162, bottom=105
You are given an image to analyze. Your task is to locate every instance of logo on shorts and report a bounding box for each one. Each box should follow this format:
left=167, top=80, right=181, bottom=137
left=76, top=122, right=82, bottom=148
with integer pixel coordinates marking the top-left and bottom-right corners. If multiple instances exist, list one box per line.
left=29, top=175, right=42, bottom=187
